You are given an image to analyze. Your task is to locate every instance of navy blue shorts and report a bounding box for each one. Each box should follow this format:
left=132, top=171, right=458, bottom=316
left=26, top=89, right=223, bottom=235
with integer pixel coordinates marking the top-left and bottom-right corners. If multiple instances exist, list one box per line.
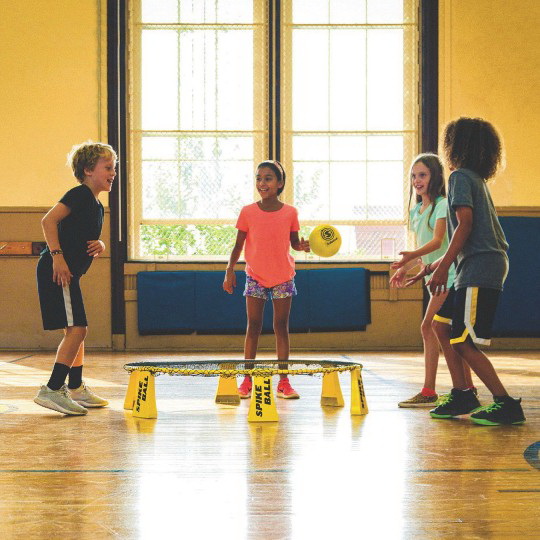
left=36, top=255, right=87, bottom=330
left=434, top=286, right=501, bottom=346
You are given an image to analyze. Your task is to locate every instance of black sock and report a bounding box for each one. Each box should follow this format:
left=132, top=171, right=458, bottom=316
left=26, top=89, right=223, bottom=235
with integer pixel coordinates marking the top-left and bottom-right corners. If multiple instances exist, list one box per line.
left=68, top=365, right=83, bottom=389
left=47, top=363, right=71, bottom=391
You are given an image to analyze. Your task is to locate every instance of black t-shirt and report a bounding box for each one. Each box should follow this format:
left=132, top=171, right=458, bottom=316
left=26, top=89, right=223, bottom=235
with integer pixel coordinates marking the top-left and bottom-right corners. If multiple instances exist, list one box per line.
left=52, top=184, right=104, bottom=275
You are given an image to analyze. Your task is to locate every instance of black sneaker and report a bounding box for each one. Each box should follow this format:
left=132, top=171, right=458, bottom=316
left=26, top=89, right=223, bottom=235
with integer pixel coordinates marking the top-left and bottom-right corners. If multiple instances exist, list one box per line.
left=470, top=397, right=526, bottom=426
left=430, top=388, right=481, bottom=419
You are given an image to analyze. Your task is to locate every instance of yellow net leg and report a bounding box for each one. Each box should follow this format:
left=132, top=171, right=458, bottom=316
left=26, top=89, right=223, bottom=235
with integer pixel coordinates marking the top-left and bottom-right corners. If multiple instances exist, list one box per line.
left=248, top=376, right=278, bottom=422
left=124, top=370, right=141, bottom=410
left=132, top=371, right=158, bottom=419
left=215, top=367, right=240, bottom=405
left=350, top=367, right=368, bottom=416
left=321, top=371, right=345, bottom=407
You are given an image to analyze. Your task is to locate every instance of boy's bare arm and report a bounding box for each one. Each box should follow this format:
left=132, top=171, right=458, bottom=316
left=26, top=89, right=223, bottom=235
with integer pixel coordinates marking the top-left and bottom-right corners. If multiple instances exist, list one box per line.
left=428, top=206, right=473, bottom=294
left=42, top=203, right=73, bottom=286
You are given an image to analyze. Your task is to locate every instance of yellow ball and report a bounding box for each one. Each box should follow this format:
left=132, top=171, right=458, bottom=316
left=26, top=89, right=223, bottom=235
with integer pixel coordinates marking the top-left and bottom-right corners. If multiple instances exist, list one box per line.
left=309, top=224, right=342, bottom=257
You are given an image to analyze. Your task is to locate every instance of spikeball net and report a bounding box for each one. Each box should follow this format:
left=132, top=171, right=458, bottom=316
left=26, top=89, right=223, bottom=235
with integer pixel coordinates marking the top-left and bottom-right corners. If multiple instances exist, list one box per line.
left=123, top=359, right=362, bottom=378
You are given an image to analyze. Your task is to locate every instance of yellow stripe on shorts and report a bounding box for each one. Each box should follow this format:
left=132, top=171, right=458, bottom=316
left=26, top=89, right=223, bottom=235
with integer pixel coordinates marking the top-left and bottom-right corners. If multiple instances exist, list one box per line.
left=450, top=327, right=469, bottom=344
left=433, top=314, right=452, bottom=325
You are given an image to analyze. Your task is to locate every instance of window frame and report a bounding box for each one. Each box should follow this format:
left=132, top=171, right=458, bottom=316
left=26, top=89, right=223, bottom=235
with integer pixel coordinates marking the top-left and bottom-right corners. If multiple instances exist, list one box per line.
left=107, top=0, right=438, bottom=330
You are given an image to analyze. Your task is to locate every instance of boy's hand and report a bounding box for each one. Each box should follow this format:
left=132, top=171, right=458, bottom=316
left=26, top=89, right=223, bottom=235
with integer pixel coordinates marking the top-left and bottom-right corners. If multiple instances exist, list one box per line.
left=298, top=237, right=310, bottom=252
left=87, top=240, right=105, bottom=257
left=52, top=256, right=73, bottom=287
left=428, top=266, right=448, bottom=296
left=223, top=269, right=236, bottom=294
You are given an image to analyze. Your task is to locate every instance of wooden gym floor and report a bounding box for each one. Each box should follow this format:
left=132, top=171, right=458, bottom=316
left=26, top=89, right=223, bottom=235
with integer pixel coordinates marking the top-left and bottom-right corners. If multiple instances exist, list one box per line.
left=0, top=351, right=538, bottom=539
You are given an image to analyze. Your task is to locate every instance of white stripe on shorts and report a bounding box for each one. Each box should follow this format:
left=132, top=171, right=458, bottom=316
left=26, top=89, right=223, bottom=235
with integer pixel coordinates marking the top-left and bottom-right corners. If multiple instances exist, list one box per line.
left=464, top=287, right=490, bottom=346
left=62, top=285, right=74, bottom=326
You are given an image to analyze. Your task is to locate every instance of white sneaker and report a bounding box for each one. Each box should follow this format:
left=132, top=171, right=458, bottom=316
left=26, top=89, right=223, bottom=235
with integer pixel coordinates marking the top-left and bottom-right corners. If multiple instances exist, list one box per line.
left=69, top=381, right=109, bottom=408
left=34, top=384, right=88, bottom=415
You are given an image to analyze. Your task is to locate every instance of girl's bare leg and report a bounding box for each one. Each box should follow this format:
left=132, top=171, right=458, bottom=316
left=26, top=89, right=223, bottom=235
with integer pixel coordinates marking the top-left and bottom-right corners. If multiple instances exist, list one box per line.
left=244, top=296, right=266, bottom=379
left=272, top=297, right=292, bottom=379
left=421, top=292, right=448, bottom=391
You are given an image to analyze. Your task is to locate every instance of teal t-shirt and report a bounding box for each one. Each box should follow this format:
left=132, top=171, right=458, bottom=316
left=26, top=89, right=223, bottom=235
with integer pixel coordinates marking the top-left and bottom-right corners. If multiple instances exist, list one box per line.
left=410, top=196, right=455, bottom=287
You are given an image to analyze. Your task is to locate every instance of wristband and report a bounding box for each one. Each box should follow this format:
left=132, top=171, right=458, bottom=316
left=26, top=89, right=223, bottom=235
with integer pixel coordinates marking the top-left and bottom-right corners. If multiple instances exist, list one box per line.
left=425, top=263, right=432, bottom=275
left=50, top=249, right=63, bottom=256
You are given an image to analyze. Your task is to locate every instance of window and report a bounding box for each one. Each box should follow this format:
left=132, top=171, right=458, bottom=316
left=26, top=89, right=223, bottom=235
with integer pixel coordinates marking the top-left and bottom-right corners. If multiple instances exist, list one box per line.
left=127, top=0, right=419, bottom=261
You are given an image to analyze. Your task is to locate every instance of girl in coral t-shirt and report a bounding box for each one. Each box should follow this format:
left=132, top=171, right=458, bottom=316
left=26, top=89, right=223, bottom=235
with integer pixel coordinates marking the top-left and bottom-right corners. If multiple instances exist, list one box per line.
left=223, top=160, right=310, bottom=399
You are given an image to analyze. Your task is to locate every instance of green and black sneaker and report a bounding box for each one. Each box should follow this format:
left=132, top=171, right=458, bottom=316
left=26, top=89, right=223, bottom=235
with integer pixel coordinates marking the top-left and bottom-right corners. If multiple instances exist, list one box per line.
left=430, top=388, right=481, bottom=419
left=470, top=397, right=526, bottom=426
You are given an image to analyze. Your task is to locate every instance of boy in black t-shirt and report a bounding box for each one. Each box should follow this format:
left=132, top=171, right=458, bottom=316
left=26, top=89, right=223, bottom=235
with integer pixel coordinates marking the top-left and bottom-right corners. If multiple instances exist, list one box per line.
left=34, top=142, right=117, bottom=415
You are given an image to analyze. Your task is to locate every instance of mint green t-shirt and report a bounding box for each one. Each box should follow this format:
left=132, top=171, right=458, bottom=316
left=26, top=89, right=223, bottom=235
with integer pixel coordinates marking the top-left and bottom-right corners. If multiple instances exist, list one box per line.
left=410, top=196, right=455, bottom=287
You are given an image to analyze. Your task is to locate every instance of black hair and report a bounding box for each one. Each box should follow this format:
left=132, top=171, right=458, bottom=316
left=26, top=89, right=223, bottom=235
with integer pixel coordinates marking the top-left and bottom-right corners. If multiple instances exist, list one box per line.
left=442, top=117, right=503, bottom=180
left=257, top=160, right=286, bottom=195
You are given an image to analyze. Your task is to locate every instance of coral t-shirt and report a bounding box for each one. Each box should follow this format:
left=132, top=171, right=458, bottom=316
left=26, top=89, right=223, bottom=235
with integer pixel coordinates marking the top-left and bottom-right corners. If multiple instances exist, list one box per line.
left=236, top=202, right=300, bottom=288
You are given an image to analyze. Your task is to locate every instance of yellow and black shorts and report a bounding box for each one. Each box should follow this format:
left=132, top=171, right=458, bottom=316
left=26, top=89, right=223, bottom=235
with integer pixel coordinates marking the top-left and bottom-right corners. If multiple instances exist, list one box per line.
left=433, top=286, right=501, bottom=346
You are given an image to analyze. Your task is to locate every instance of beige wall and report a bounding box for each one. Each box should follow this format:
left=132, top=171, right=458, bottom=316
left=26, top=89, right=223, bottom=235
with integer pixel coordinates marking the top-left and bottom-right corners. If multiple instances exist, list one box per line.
left=439, top=0, right=540, bottom=206
left=0, top=0, right=110, bottom=349
left=0, top=1, right=539, bottom=350
left=0, top=0, right=107, bottom=207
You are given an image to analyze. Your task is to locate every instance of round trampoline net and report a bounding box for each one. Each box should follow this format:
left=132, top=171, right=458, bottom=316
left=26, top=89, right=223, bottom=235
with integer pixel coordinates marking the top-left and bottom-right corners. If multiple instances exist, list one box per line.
left=123, top=359, right=363, bottom=377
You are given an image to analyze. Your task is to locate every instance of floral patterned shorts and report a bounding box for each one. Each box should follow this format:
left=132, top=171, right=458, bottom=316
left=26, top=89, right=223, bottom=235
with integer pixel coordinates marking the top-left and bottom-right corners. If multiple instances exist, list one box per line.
left=243, top=275, right=297, bottom=300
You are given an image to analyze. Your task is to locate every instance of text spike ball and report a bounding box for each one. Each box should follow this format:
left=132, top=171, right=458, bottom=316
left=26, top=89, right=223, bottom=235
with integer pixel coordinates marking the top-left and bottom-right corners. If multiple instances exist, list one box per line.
left=309, top=225, right=342, bottom=257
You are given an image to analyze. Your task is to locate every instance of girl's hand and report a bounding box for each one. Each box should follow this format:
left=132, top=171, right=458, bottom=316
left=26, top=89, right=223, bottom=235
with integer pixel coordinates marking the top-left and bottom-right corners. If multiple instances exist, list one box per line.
left=52, top=256, right=73, bottom=287
left=87, top=240, right=105, bottom=257
left=404, top=265, right=428, bottom=288
left=427, top=266, right=449, bottom=296
left=391, top=251, right=417, bottom=270
left=389, top=267, right=406, bottom=288
left=223, top=268, right=236, bottom=294
left=298, top=237, right=310, bottom=252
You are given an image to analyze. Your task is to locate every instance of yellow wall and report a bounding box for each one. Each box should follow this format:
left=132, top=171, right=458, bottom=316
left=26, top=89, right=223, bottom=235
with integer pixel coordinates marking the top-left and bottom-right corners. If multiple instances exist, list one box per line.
left=0, top=0, right=107, bottom=207
left=440, top=0, right=540, bottom=206
left=0, top=1, right=539, bottom=350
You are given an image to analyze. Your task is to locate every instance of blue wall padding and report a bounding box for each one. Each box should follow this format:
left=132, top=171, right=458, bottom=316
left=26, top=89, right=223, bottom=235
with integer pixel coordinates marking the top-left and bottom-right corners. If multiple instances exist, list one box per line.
left=137, top=271, right=196, bottom=335
left=137, top=268, right=371, bottom=335
left=194, top=271, right=247, bottom=334
left=492, top=217, right=540, bottom=336
left=308, top=268, right=371, bottom=331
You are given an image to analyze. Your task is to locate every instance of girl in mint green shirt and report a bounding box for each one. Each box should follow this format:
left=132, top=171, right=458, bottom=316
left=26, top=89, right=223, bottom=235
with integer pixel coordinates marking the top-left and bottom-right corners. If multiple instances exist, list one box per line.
left=390, top=154, right=474, bottom=408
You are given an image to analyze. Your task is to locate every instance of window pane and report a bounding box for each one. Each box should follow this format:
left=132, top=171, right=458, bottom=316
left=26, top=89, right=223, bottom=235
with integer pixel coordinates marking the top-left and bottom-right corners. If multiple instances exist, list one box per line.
left=131, top=1, right=418, bottom=261
left=142, top=136, right=253, bottom=220
left=292, top=30, right=329, bottom=131
left=293, top=0, right=368, bottom=24
left=141, top=0, right=253, bottom=24
left=178, top=30, right=253, bottom=131
left=329, top=30, right=367, bottom=131
left=142, top=30, right=178, bottom=130
left=366, top=161, right=404, bottom=220
left=367, top=29, right=404, bottom=130
left=329, top=162, right=367, bottom=220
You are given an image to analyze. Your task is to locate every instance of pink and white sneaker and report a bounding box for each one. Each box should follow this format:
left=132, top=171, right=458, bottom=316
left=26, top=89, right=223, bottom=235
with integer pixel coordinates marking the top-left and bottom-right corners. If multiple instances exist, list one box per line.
left=277, top=378, right=300, bottom=399
left=238, top=377, right=252, bottom=399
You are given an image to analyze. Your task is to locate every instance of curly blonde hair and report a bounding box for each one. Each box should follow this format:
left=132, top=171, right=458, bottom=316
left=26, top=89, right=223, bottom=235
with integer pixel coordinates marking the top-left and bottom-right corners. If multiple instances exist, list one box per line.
left=67, top=142, right=117, bottom=182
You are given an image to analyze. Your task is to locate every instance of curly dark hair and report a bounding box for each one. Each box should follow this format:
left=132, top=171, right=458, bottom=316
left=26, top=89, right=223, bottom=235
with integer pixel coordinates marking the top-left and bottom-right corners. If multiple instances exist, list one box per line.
left=442, top=117, right=503, bottom=180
